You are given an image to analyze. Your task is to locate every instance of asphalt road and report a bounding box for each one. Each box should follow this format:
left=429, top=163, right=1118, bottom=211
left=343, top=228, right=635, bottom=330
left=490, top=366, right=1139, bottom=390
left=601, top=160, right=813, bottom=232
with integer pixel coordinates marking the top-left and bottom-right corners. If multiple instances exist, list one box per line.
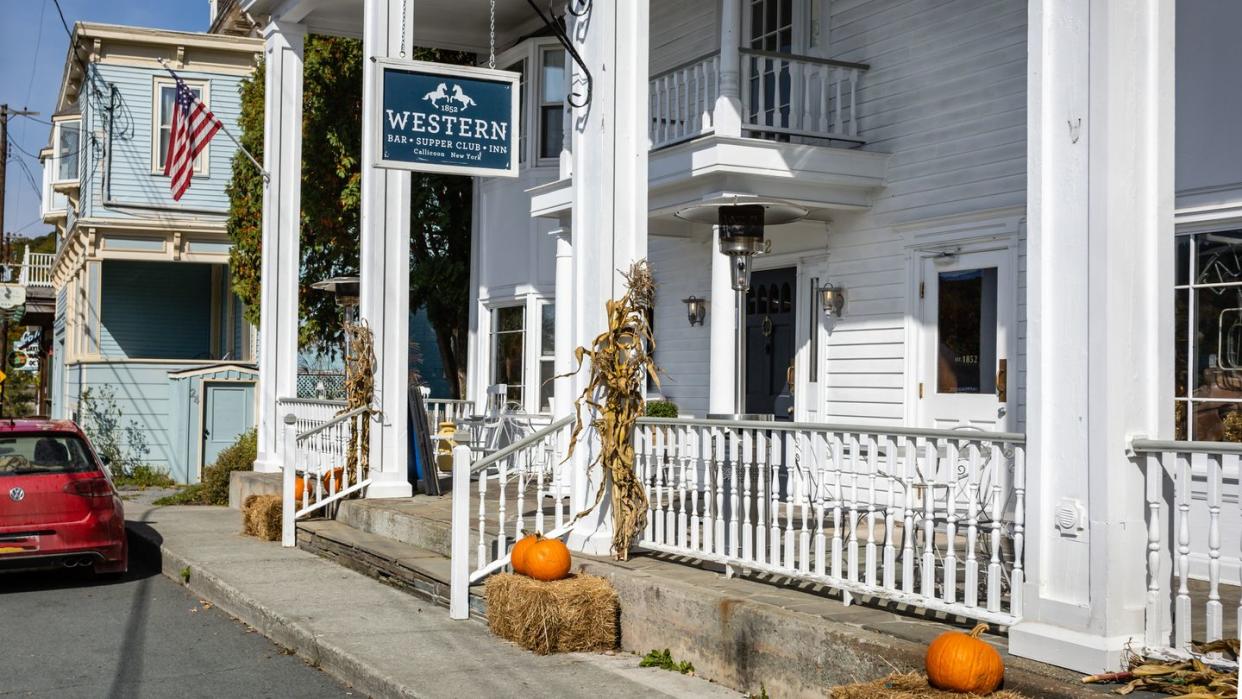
left=0, top=531, right=353, bottom=699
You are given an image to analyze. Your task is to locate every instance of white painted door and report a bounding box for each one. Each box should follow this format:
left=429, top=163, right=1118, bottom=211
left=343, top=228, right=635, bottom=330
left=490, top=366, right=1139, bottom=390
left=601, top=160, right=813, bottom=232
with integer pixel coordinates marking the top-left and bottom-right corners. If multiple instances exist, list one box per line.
left=917, top=249, right=1014, bottom=431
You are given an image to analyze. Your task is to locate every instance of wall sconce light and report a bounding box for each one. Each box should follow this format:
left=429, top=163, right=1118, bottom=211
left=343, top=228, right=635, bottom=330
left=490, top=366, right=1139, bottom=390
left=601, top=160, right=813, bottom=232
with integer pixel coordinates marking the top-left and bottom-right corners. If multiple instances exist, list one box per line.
left=682, top=295, right=707, bottom=327
left=820, top=283, right=845, bottom=317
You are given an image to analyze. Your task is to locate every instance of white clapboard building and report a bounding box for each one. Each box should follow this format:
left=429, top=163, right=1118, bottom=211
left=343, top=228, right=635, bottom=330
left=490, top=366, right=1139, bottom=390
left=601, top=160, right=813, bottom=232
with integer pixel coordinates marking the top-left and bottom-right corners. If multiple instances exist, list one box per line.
left=229, top=0, right=1240, bottom=680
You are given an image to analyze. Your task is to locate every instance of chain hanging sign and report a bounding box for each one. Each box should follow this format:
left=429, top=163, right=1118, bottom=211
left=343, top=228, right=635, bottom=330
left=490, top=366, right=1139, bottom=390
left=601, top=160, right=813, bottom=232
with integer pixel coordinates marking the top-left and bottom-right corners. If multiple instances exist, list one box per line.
left=371, top=59, right=520, bottom=178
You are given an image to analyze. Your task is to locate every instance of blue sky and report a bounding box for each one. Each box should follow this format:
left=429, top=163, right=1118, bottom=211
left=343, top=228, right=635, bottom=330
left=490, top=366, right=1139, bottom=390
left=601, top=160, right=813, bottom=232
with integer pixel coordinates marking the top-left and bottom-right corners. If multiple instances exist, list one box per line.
left=1, top=0, right=210, bottom=240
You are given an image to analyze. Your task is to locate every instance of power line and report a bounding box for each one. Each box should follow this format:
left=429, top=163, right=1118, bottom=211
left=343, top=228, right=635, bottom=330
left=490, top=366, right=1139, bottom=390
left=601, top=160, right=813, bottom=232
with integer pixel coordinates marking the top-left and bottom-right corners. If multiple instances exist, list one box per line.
left=50, top=0, right=72, bottom=41
left=25, top=0, right=48, bottom=109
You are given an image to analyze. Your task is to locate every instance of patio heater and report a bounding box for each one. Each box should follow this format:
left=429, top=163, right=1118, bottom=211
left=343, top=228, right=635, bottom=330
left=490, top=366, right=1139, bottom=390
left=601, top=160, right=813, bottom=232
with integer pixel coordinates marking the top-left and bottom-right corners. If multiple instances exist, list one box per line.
left=676, top=200, right=807, bottom=419
left=311, top=276, right=361, bottom=389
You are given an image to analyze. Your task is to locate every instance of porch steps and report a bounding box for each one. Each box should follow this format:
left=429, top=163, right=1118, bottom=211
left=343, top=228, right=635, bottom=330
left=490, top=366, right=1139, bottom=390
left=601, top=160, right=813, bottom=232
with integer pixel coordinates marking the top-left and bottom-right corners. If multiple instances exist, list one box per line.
left=297, top=498, right=1154, bottom=699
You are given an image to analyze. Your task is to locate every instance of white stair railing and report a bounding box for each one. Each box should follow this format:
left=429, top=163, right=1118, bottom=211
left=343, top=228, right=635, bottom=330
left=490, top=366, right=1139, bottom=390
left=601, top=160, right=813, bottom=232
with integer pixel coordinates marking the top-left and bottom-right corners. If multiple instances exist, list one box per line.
left=634, top=417, right=1025, bottom=627
left=449, top=415, right=575, bottom=619
left=280, top=407, right=372, bottom=546
left=1130, top=438, right=1240, bottom=667
left=277, top=396, right=348, bottom=435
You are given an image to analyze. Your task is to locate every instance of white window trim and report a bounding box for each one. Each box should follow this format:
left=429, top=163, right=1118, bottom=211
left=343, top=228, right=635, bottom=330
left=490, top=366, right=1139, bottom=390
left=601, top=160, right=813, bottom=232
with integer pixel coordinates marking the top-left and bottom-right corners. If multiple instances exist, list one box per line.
left=488, top=301, right=528, bottom=409
left=151, top=76, right=211, bottom=176
left=51, top=118, right=82, bottom=186
left=535, top=44, right=568, bottom=168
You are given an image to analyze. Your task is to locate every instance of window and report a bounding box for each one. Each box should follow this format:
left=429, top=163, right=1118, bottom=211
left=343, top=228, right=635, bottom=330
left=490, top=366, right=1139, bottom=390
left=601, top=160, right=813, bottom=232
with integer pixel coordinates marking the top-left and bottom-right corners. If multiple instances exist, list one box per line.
left=0, top=434, right=95, bottom=477
left=491, top=306, right=525, bottom=405
left=539, top=303, right=555, bottom=411
left=1175, top=230, right=1242, bottom=441
left=936, top=268, right=998, bottom=394
left=54, top=120, right=81, bottom=183
left=538, top=48, right=566, bottom=160
left=505, top=60, right=527, bottom=164
left=154, top=79, right=208, bottom=174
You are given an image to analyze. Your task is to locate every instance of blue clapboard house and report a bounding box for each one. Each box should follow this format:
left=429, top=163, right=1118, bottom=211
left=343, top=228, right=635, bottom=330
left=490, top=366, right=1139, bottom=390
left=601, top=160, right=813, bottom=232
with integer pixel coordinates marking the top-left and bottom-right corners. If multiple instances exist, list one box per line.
left=39, top=23, right=263, bottom=482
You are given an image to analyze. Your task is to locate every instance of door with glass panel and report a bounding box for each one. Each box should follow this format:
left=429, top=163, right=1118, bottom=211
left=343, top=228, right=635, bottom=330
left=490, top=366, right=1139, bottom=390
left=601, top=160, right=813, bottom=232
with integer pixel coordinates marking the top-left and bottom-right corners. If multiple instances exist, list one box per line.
left=743, top=0, right=802, bottom=134
left=918, top=249, right=1014, bottom=432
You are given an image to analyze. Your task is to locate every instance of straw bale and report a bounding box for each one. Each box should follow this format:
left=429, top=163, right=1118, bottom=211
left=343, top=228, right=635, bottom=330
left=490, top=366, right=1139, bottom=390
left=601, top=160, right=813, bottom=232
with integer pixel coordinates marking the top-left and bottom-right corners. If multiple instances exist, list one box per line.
left=484, top=572, right=618, bottom=655
left=831, top=673, right=1026, bottom=699
left=241, top=494, right=283, bottom=542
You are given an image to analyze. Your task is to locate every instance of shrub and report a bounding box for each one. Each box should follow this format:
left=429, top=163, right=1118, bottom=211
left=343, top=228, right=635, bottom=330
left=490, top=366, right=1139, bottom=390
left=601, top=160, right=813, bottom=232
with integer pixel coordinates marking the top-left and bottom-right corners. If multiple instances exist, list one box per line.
left=644, top=400, right=679, bottom=418
left=154, top=483, right=206, bottom=506
left=117, top=464, right=176, bottom=489
left=200, top=429, right=257, bottom=506
left=79, top=386, right=151, bottom=481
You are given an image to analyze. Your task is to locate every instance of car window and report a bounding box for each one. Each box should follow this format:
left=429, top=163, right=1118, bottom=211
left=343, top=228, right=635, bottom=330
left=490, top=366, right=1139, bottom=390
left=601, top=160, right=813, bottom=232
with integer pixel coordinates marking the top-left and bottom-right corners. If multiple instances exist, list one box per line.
left=0, top=435, right=95, bottom=476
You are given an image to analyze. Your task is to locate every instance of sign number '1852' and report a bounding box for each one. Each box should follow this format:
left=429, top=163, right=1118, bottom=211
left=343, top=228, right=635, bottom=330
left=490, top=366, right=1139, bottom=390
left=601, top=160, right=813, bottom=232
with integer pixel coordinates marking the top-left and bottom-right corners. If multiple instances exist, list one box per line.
left=372, top=59, right=521, bottom=178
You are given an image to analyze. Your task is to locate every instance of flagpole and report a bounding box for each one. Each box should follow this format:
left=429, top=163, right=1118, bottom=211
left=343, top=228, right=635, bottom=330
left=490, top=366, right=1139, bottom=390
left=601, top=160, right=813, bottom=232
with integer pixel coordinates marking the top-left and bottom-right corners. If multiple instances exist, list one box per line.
left=157, top=58, right=270, bottom=183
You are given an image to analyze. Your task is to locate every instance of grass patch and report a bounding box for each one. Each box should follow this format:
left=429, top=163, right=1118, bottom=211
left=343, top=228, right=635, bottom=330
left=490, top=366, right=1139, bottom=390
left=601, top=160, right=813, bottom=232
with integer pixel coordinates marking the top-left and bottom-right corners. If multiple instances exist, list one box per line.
left=639, top=648, right=694, bottom=675
left=153, top=483, right=207, bottom=506
left=113, top=464, right=176, bottom=489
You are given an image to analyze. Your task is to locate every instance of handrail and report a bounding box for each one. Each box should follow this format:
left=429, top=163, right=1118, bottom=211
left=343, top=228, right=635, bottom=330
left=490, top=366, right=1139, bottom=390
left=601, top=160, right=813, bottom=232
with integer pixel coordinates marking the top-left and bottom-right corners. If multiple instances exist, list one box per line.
left=739, top=48, right=870, bottom=72
left=651, top=50, right=721, bottom=81
left=636, top=416, right=1025, bottom=444
left=279, top=396, right=348, bottom=407
left=467, top=415, right=574, bottom=476
left=1130, top=437, right=1242, bottom=456
left=296, top=406, right=370, bottom=440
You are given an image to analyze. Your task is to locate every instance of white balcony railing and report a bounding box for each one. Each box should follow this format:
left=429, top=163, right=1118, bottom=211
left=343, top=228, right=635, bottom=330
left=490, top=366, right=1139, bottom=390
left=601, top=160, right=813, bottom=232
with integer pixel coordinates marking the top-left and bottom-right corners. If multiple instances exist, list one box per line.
left=741, top=49, right=866, bottom=143
left=649, top=53, right=720, bottom=149
left=1130, top=439, right=1240, bottom=667
left=18, top=249, right=54, bottom=288
left=634, top=418, right=1025, bottom=627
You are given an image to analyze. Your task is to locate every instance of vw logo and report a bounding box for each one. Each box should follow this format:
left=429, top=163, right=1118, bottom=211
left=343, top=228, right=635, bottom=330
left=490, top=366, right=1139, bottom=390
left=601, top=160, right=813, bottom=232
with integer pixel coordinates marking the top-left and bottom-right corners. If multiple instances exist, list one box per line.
left=8, top=487, right=24, bottom=502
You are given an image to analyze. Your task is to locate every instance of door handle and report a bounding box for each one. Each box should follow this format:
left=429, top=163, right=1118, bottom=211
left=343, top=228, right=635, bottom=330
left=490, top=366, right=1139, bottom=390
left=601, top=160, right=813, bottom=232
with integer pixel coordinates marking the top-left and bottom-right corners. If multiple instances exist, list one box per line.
left=996, top=358, right=1007, bottom=403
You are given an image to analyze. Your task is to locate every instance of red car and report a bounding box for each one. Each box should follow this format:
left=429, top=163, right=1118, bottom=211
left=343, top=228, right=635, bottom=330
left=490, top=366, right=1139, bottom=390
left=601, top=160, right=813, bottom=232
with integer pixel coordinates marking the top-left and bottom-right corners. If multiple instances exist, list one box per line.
left=0, top=419, right=127, bottom=577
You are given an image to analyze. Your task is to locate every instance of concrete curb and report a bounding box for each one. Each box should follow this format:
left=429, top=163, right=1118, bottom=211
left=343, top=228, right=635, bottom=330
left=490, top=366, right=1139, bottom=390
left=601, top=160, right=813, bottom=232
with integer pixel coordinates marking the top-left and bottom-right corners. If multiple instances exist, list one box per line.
left=127, top=520, right=415, bottom=698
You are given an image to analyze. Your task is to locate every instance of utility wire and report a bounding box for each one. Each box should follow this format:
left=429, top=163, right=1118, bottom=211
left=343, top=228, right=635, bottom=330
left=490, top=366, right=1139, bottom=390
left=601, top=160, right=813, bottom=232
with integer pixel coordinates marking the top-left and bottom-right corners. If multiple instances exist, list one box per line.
left=50, top=0, right=72, bottom=40
left=25, top=0, right=48, bottom=109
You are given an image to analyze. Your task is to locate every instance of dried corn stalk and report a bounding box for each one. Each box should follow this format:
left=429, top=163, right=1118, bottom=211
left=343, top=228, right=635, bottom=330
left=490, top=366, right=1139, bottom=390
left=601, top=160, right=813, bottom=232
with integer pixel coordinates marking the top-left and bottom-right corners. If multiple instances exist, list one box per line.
left=565, top=260, right=660, bottom=560
left=342, top=320, right=375, bottom=483
left=1081, top=641, right=1239, bottom=697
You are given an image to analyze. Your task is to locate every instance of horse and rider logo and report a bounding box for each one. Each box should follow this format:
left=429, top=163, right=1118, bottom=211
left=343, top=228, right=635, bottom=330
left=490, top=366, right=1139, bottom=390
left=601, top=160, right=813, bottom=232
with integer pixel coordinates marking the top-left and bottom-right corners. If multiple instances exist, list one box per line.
left=422, top=83, right=476, bottom=112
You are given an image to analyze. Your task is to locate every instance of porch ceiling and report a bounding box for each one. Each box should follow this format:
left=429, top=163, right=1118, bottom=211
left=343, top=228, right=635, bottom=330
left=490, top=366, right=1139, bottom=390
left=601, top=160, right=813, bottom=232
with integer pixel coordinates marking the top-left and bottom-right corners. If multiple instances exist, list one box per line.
left=243, top=0, right=544, bottom=52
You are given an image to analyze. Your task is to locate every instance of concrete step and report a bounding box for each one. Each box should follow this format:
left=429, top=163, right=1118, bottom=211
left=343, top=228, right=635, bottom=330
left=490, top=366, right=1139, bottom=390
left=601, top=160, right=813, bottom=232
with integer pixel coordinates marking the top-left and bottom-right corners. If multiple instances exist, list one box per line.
left=335, top=497, right=458, bottom=557
left=302, top=500, right=1151, bottom=699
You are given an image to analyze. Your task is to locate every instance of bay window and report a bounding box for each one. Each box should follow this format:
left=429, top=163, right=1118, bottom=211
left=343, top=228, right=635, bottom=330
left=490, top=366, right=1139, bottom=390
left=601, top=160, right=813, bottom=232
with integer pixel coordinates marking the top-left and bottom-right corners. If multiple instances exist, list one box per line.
left=53, top=119, right=81, bottom=184
left=538, top=48, right=566, bottom=161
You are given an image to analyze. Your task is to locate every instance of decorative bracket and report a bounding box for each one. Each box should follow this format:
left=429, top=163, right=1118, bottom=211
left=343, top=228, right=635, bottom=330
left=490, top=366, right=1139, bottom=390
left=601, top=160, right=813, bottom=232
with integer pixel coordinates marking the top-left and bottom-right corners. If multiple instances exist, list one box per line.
left=523, top=0, right=592, bottom=109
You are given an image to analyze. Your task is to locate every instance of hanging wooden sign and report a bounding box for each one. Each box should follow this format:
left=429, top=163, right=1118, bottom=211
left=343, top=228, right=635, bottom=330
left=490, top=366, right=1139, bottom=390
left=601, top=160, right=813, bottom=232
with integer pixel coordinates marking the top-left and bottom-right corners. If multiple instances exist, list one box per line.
left=372, top=59, right=520, bottom=178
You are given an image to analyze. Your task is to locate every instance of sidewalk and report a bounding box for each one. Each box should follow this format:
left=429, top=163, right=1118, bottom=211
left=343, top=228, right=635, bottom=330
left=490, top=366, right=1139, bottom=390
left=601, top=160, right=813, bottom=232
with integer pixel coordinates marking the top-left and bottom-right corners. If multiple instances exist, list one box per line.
left=125, top=504, right=739, bottom=699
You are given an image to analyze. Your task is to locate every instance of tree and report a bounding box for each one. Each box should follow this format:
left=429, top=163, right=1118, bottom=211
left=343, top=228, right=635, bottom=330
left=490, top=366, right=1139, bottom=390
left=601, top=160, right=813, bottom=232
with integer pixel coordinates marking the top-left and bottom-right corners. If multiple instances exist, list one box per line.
left=226, top=37, right=473, bottom=397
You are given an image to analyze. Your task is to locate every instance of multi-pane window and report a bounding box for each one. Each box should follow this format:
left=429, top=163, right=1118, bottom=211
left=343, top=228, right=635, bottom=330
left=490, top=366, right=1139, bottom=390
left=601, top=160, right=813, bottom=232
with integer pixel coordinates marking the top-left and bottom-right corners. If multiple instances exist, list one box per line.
left=539, top=304, right=555, bottom=411
left=154, top=81, right=206, bottom=173
left=539, top=49, right=566, bottom=160
left=55, top=120, right=81, bottom=183
left=1174, top=230, right=1242, bottom=440
left=491, top=306, right=525, bottom=405
left=746, top=0, right=795, bottom=130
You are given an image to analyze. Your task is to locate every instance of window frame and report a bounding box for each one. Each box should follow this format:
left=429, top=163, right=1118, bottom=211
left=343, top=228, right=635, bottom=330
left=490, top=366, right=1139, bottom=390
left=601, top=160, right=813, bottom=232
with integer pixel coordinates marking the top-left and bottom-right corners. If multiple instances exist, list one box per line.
left=538, top=301, right=556, bottom=413
left=51, top=118, right=82, bottom=186
left=536, top=45, right=567, bottom=166
left=151, top=76, right=211, bottom=176
left=489, top=303, right=527, bottom=408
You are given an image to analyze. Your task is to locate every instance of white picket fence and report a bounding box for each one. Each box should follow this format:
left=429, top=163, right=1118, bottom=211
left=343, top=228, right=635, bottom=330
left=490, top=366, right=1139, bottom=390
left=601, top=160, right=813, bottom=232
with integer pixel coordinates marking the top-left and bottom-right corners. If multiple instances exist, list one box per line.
left=633, top=418, right=1025, bottom=626
left=280, top=407, right=372, bottom=546
left=740, top=49, right=867, bottom=143
left=18, top=249, right=54, bottom=288
left=449, top=416, right=575, bottom=619
left=1130, top=439, right=1241, bottom=667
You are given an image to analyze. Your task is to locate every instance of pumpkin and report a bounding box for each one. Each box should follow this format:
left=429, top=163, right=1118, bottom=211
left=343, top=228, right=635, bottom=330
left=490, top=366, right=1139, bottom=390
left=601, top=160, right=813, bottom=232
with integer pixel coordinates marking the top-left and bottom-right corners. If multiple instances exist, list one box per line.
left=925, top=623, right=1004, bottom=695
left=294, top=474, right=308, bottom=503
left=510, top=533, right=541, bottom=575
left=321, top=467, right=345, bottom=492
left=524, top=537, right=572, bottom=581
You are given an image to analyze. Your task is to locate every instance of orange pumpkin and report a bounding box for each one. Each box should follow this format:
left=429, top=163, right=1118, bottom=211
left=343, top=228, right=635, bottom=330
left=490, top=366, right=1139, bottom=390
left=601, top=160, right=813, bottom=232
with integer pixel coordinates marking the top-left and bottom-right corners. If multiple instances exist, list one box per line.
left=294, top=474, right=308, bottom=502
left=510, top=533, right=541, bottom=575
left=321, top=467, right=345, bottom=492
left=524, top=537, right=572, bottom=581
left=925, top=623, right=1004, bottom=695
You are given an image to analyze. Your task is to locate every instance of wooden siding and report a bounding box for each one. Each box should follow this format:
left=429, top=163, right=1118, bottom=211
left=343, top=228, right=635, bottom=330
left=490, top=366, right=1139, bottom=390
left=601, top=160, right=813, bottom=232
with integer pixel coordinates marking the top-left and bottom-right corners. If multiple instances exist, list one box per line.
left=99, top=260, right=212, bottom=359
left=650, top=234, right=712, bottom=416
left=80, top=63, right=247, bottom=218
left=650, top=0, right=720, bottom=76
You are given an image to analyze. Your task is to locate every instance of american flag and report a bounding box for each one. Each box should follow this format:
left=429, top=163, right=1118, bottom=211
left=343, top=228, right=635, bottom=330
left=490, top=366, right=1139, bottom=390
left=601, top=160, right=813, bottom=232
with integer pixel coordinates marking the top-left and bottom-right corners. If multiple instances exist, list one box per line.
left=163, top=69, right=222, bottom=201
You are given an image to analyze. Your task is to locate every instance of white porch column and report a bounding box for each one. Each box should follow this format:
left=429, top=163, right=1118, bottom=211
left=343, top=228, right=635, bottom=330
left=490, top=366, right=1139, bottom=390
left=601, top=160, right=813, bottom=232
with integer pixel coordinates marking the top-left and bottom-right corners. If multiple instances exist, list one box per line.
left=708, top=231, right=737, bottom=415
left=567, top=0, right=650, bottom=555
left=359, top=0, right=414, bottom=499
left=254, top=20, right=305, bottom=473
left=1010, top=0, right=1174, bottom=673
left=715, top=0, right=743, bottom=137
left=551, top=225, right=574, bottom=420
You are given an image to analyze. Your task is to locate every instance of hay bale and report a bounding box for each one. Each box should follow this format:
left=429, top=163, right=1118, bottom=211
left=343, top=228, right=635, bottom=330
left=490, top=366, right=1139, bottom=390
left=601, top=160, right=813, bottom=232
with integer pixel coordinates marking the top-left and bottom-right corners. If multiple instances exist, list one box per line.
left=484, top=572, right=618, bottom=655
left=241, top=494, right=282, bottom=541
left=831, top=673, right=1027, bottom=699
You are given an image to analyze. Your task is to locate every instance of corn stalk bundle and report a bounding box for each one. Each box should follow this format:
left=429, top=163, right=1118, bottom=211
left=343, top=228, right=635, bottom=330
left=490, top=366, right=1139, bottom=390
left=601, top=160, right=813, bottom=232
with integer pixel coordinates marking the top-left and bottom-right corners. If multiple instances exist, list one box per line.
left=565, top=260, right=659, bottom=560
left=1081, top=641, right=1239, bottom=697
left=342, top=320, right=375, bottom=484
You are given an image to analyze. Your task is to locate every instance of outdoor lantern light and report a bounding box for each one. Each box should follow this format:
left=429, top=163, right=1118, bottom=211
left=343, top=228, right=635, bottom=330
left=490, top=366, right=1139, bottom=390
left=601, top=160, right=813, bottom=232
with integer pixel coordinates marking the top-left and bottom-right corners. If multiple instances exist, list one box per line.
left=312, top=276, right=362, bottom=384
left=820, top=283, right=845, bottom=317
left=681, top=296, right=707, bottom=326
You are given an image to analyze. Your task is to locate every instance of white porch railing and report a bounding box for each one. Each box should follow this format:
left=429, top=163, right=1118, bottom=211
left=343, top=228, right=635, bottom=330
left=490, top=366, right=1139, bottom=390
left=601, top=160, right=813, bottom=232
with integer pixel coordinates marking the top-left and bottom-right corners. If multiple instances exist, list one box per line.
left=449, top=415, right=575, bottom=619
left=280, top=407, right=372, bottom=546
left=1130, top=439, right=1241, bottom=667
left=740, top=49, right=866, bottom=143
left=425, top=398, right=476, bottom=429
left=19, top=249, right=54, bottom=288
left=277, top=396, right=348, bottom=434
left=634, top=418, right=1026, bottom=627
left=649, top=52, right=720, bottom=149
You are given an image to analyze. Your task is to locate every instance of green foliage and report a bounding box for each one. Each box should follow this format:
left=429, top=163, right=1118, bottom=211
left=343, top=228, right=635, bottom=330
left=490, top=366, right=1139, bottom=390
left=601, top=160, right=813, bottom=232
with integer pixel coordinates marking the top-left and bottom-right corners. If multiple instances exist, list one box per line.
left=179, top=566, right=191, bottom=583
left=200, top=428, right=257, bottom=506
left=116, top=464, right=176, bottom=489
left=79, top=386, right=152, bottom=481
left=639, top=648, right=694, bottom=675
left=644, top=400, right=679, bottom=418
left=154, top=483, right=206, bottom=506
left=226, top=37, right=474, bottom=395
